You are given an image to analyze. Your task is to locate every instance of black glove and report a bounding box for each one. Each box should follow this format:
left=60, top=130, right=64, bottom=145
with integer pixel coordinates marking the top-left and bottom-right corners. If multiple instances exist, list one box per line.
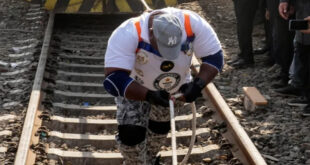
left=145, top=90, right=170, bottom=107
left=179, top=77, right=206, bottom=102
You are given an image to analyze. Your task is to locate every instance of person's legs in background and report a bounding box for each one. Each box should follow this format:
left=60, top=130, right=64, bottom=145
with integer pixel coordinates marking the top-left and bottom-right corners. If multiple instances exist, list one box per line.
left=253, top=0, right=272, bottom=56
left=272, top=14, right=295, bottom=88
left=266, top=0, right=295, bottom=88
left=275, top=42, right=305, bottom=97
left=229, top=0, right=259, bottom=68
left=299, top=44, right=310, bottom=116
left=286, top=52, right=309, bottom=107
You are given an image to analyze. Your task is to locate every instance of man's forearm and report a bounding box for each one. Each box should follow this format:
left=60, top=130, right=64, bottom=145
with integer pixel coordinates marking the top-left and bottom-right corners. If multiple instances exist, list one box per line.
left=195, top=63, right=219, bottom=86
left=125, top=81, right=149, bottom=100
left=104, top=67, right=148, bottom=100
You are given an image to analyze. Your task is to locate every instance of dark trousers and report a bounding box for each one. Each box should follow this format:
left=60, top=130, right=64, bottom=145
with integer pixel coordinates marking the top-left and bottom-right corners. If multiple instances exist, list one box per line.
left=290, top=43, right=310, bottom=102
left=266, top=0, right=295, bottom=80
left=264, top=19, right=272, bottom=52
left=258, top=0, right=272, bottom=51
left=233, top=0, right=259, bottom=62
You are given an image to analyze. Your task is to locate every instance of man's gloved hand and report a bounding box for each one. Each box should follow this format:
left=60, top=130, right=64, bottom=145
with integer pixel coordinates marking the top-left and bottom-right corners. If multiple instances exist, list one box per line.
left=179, top=77, right=206, bottom=102
left=145, top=90, right=170, bottom=107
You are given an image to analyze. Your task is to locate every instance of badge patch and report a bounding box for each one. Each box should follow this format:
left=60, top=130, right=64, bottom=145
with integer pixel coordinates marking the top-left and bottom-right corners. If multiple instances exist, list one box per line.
left=160, top=61, right=174, bottom=72
left=134, top=75, right=144, bottom=85
left=136, top=51, right=148, bottom=65
left=183, top=41, right=193, bottom=56
left=135, top=68, right=144, bottom=77
left=154, top=73, right=181, bottom=91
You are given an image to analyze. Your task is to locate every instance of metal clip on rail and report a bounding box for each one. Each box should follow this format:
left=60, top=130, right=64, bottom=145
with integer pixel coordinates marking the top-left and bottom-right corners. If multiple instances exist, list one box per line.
left=169, top=93, right=197, bottom=165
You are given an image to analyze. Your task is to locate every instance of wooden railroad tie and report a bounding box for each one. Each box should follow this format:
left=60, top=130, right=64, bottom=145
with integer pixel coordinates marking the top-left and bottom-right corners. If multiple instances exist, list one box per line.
left=243, top=87, right=268, bottom=111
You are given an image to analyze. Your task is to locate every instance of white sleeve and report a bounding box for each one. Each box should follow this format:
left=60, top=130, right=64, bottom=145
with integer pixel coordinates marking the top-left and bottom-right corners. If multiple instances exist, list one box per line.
left=188, top=11, right=222, bottom=58
left=104, top=20, right=138, bottom=71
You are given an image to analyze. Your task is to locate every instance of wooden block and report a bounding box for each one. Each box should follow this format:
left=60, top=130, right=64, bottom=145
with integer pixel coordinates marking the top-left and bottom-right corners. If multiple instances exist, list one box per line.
left=243, top=87, right=268, bottom=111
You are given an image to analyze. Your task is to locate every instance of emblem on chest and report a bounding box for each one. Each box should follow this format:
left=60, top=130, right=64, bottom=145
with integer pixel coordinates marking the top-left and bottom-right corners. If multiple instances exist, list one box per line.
left=154, top=73, right=181, bottom=91
left=182, top=41, right=194, bottom=56
left=160, top=61, right=174, bottom=72
left=136, top=51, right=149, bottom=65
left=134, top=68, right=144, bottom=77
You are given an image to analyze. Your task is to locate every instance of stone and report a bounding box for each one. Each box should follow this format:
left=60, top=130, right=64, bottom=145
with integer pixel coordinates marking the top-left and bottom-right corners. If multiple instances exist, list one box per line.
left=233, top=110, right=243, bottom=118
left=203, top=158, right=212, bottom=163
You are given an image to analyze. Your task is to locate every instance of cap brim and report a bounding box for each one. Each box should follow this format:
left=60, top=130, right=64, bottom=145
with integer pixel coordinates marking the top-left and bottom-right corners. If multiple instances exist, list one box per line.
left=156, top=41, right=182, bottom=60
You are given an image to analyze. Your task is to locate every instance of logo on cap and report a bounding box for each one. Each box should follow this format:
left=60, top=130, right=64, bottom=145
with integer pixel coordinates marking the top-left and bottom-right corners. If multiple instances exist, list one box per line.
left=152, top=14, right=183, bottom=60
left=168, top=36, right=177, bottom=46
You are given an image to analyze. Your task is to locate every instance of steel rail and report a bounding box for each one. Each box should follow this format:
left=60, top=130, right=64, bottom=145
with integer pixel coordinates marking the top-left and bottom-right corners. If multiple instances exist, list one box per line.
left=191, top=57, right=267, bottom=165
left=14, top=12, right=55, bottom=165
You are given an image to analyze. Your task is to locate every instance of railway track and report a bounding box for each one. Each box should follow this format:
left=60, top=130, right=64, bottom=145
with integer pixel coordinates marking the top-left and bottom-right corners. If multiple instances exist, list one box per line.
left=0, top=3, right=46, bottom=164
left=14, top=12, right=267, bottom=165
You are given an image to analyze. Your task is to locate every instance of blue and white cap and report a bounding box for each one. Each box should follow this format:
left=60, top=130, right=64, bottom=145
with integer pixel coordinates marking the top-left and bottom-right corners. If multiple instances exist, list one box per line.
left=152, top=13, right=182, bottom=60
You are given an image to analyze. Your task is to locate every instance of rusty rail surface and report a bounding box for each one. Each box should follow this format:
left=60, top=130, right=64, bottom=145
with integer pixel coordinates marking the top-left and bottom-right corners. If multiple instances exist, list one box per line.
left=14, top=12, right=55, bottom=165
left=192, top=57, right=267, bottom=165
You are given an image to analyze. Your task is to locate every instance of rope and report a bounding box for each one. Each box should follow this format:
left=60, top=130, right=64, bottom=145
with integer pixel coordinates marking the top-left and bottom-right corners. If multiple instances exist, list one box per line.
left=180, top=102, right=196, bottom=165
left=170, top=94, right=197, bottom=165
left=169, top=99, right=178, bottom=165
left=140, top=0, right=152, bottom=11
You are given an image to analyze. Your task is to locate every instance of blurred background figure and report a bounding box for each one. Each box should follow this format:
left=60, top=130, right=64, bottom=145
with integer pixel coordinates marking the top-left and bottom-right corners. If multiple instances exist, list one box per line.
left=228, top=0, right=260, bottom=68
left=254, top=0, right=272, bottom=57
left=276, top=0, right=310, bottom=116
left=266, top=0, right=295, bottom=89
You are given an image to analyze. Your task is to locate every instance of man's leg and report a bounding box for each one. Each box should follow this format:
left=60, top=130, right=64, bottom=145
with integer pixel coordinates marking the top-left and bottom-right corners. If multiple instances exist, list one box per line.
left=265, top=0, right=278, bottom=66
left=287, top=50, right=309, bottom=106
left=146, top=105, right=171, bottom=164
left=274, top=42, right=305, bottom=96
left=253, top=0, right=272, bottom=55
left=301, top=45, right=310, bottom=116
left=115, top=97, right=151, bottom=165
left=290, top=43, right=308, bottom=88
left=266, top=0, right=277, bottom=60
left=272, top=6, right=294, bottom=83
left=231, top=0, right=259, bottom=67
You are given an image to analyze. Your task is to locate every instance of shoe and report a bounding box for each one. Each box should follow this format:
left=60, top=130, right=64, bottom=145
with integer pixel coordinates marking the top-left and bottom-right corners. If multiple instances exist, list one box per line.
left=274, top=85, right=302, bottom=96
left=253, top=47, right=270, bottom=55
left=302, top=105, right=310, bottom=117
left=231, top=59, right=254, bottom=69
left=271, top=78, right=288, bottom=89
left=288, top=97, right=308, bottom=107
